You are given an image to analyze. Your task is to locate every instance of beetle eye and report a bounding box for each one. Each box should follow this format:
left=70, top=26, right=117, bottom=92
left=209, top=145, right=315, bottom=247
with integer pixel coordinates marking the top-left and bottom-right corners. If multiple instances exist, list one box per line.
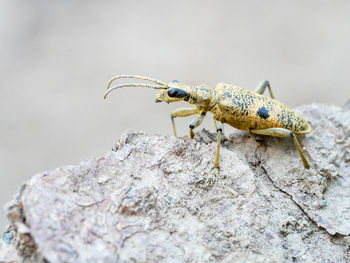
left=168, top=88, right=189, bottom=99
left=168, top=88, right=179, bottom=97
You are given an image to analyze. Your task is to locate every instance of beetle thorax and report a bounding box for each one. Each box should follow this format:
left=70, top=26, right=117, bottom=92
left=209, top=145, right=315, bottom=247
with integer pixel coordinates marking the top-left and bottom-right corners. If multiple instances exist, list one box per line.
left=188, top=85, right=213, bottom=109
left=155, top=82, right=214, bottom=108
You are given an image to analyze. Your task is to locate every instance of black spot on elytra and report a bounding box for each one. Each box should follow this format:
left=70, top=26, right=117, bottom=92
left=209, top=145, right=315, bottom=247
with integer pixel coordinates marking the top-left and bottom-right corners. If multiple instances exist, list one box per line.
left=257, top=107, right=270, bottom=119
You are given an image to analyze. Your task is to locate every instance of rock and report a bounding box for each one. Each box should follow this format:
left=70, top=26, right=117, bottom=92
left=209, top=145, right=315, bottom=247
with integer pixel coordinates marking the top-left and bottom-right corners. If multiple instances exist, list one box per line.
left=1, top=103, right=350, bottom=263
left=0, top=232, right=19, bottom=263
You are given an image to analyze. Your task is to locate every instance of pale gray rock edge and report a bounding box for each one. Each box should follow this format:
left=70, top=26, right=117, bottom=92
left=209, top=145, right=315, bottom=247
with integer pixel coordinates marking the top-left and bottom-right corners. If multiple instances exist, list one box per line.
left=1, top=103, right=350, bottom=262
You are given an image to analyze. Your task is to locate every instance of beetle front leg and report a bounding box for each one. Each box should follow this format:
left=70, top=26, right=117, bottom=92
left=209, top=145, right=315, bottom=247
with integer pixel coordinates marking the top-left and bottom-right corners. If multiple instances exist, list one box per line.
left=250, top=128, right=327, bottom=192
left=206, top=120, right=223, bottom=188
left=255, top=80, right=275, bottom=99
left=189, top=113, right=206, bottom=139
left=170, top=108, right=198, bottom=137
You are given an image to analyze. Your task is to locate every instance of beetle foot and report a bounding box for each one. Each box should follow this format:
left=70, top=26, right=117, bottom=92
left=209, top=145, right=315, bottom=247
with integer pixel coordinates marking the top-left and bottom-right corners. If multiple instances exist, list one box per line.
left=308, top=168, right=328, bottom=192
left=190, top=129, right=195, bottom=139
left=206, top=168, right=219, bottom=188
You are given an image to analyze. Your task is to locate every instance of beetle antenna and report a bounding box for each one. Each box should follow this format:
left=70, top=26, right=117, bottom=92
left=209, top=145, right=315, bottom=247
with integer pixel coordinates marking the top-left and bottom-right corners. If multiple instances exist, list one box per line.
left=106, top=75, right=167, bottom=90
left=104, top=83, right=168, bottom=99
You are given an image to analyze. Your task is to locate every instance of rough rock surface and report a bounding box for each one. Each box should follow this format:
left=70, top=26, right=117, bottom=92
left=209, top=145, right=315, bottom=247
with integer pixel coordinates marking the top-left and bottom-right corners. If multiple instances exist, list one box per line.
left=1, top=103, right=350, bottom=262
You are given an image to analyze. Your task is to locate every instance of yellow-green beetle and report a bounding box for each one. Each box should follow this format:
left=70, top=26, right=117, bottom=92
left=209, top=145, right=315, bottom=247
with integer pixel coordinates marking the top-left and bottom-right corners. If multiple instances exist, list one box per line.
left=104, top=75, right=327, bottom=191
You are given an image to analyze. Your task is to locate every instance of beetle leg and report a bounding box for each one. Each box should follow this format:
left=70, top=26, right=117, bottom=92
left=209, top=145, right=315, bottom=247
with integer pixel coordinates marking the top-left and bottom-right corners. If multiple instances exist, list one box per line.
left=189, top=113, right=206, bottom=139
left=250, top=128, right=327, bottom=192
left=206, top=120, right=223, bottom=188
left=170, top=108, right=197, bottom=137
left=255, top=80, right=275, bottom=99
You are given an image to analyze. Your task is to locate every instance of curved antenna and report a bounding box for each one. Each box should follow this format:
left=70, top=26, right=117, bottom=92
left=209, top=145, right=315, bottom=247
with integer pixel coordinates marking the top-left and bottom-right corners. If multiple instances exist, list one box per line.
left=104, top=83, right=168, bottom=99
left=106, top=75, right=167, bottom=90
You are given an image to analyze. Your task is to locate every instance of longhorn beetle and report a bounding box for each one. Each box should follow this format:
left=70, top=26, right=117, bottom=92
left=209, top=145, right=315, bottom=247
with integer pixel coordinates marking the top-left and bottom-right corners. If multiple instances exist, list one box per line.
left=104, top=75, right=327, bottom=191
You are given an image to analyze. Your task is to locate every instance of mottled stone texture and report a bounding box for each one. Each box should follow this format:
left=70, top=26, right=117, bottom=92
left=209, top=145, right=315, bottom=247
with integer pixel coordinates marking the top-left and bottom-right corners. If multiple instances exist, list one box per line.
left=1, top=103, right=350, bottom=262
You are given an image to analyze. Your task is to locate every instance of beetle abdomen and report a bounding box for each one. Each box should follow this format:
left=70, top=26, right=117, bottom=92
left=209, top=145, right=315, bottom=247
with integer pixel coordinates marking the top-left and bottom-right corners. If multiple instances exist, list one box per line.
left=212, top=84, right=312, bottom=134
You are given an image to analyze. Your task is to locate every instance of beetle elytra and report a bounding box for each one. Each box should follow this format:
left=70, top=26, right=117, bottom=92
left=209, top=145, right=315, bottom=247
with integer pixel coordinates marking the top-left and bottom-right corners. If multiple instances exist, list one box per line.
left=104, top=75, right=327, bottom=192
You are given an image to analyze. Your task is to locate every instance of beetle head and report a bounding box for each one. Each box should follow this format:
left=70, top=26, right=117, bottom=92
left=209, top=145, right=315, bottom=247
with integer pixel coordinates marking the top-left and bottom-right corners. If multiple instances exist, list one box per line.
left=155, top=80, right=191, bottom=104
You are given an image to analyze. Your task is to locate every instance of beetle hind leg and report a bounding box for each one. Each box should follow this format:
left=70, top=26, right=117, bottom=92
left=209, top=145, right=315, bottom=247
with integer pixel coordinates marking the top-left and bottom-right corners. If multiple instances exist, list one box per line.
left=255, top=80, right=275, bottom=99
left=250, top=128, right=328, bottom=193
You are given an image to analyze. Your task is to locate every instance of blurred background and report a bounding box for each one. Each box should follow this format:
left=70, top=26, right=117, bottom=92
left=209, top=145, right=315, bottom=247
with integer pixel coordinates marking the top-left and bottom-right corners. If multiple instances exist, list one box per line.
left=0, top=0, right=349, bottom=230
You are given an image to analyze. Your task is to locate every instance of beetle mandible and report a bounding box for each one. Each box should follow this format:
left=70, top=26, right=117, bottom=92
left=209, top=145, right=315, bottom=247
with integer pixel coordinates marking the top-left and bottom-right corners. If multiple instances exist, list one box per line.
left=104, top=75, right=327, bottom=191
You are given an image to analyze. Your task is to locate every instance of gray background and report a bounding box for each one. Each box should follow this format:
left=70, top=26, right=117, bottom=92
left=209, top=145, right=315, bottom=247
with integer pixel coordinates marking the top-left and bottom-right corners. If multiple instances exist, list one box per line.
left=1, top=0, right=349, bottom=230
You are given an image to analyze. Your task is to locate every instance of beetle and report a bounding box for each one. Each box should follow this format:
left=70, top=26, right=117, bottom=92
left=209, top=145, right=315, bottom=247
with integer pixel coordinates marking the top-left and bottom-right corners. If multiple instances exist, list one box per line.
left=104, top=75, right=327, bottom=191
